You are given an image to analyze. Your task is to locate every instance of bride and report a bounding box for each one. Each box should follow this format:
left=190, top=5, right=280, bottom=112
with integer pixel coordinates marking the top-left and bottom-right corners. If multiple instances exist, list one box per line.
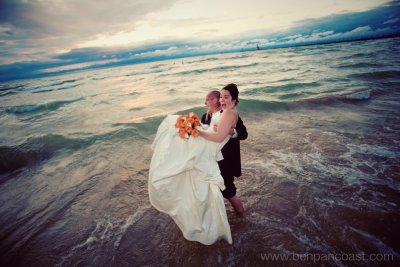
left=148, top=84, right=240, bottom=245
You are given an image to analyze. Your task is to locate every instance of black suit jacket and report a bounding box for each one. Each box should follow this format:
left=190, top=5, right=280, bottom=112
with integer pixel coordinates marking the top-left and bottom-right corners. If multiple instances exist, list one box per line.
left=201, top=112, right=248, bottom=177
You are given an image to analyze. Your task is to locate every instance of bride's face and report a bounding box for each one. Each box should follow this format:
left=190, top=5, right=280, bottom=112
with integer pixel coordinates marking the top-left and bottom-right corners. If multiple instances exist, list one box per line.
left=220, top=89, right=236, bottom=110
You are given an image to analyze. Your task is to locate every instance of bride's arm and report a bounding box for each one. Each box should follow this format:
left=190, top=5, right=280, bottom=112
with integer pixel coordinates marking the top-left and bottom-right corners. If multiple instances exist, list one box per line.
left=199, top=110, right=235, bottom=142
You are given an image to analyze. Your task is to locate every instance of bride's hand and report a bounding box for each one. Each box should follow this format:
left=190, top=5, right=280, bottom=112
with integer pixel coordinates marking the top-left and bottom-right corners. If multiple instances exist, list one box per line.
left=213, top=123, right=218, bottom=132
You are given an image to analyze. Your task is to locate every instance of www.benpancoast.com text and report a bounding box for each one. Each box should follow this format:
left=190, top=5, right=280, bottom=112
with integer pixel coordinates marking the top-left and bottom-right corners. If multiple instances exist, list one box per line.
left=260, top=252, right=395, bottom=263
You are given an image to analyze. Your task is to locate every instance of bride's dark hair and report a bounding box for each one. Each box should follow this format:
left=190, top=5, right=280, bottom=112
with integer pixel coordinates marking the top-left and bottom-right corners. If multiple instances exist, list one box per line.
left=222, top=83, right=239, bottom=105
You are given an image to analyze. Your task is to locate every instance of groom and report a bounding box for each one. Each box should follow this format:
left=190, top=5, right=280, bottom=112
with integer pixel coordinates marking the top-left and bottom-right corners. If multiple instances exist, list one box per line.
left=201, top=88, right=248, bottom=217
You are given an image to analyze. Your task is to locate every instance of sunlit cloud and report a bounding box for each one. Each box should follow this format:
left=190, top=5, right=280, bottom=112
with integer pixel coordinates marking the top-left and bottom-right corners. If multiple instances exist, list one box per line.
left=0, top=0, right=177, bottom=62
left=0, top=0, right=399, bottom=82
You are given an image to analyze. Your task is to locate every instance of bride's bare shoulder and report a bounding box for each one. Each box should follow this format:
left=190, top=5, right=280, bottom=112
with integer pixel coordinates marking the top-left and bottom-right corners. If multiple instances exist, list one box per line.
left=222, top=109, right=234, bottom=116
left=225, top=108, right=238, bottom=116
left=221, top=109, right=238, bottom=122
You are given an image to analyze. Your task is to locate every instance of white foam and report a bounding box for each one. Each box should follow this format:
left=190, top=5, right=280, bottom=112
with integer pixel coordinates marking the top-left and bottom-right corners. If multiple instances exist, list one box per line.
left=349, top=227, right=400, bottom=258
left=343, top=89, right=371, bottom=100
left=56, top=205, right=150, bottom=267
left=347, top=144, right=398, bottom=159
left=113, top=206, right=150, bottom=247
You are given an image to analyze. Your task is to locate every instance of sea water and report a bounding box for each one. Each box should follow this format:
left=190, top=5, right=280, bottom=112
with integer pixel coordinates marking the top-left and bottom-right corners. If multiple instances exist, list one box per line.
left=0, top=37, right=399, bottom=266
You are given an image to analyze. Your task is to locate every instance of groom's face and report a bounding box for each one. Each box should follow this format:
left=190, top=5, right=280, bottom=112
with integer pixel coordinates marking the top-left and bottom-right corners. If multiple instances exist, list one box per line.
left=205, top=94, right=218, bottom=108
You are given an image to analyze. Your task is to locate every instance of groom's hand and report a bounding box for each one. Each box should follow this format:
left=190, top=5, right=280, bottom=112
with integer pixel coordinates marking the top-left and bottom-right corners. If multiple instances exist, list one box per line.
left=212, top=124, right=235, bottom=136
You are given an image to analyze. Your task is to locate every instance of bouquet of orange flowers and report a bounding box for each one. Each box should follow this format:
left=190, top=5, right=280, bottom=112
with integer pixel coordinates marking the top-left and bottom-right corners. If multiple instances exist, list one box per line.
left=175, top=112, right=201, bottom=139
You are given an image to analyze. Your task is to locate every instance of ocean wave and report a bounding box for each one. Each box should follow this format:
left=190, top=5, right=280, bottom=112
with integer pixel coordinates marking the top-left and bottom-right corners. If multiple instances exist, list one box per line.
left=277, top=91, right=318, bottom=100
left=280, top=67, right=299, bottom=73
left=335, top=62, right=384, bottom=69
left=22, top=79, right=80, bottom=91
left=117, top=89, right=374, bottom=122
left=242, top=82, right=321, bottom=95
left=6, top=98, right=83, bottom=115
left=239, top=99, right=289, bottom=113
left=227, top=54, right=249, bottom=60
left=150, top=63, right=167, bottom=69
left=240, top=88, right=374, bottom=113
left=0, top=126, right=149, bottom=173
left=0, top=84, right=24, bottom=92
left=125, top=68, right=169, bottom=77
left=186, top=57, right=220, bottom=64
left=0, top=122, right=159, bottom=173
left=275, top=77, right=298, bottom=83
left=340, top=89, right=371, bottom=100
left=48, top=79, right=79, bottom=86
left=301, top=89, right=373, bottom=105
left=0, top=134, right=93, bottom=173
left=92, top=76, right=110, bottom=80
left=337, top=52, right=372, bottom=59
left=126, top=91, right=141, bottom=97
left=0, top=90, right=18, bottom=97
left=176, top=63, right=259, bottom=75
left=32, top=83, right=81, bottom=94
left=348, top=70, right=400, bottom=80
left=321, top=47, right=342, bottom=52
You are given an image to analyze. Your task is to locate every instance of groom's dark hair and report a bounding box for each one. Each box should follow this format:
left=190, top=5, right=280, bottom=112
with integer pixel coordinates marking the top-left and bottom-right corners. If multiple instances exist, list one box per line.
left=222, top=83, right=239, bottom=105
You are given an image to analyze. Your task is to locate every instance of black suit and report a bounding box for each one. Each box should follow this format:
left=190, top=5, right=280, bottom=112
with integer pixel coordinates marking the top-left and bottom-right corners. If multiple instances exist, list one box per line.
left=201, top=111, right=248, bottom=198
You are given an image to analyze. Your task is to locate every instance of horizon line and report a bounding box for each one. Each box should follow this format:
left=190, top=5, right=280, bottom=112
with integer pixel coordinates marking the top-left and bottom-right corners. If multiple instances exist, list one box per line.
left=1, top=34, right=399, bottom=84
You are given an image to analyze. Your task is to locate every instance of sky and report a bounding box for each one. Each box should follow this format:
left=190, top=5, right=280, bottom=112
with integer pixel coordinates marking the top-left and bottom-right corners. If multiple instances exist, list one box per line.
left=0, top=0, right=399, bottom=82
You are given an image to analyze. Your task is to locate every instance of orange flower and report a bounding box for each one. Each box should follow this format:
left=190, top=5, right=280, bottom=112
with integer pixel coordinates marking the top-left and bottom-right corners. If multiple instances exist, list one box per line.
left=191, top=128, right=199, bottom=137
left=179, top=128, right=187, bottom=139
left=175, top=112, right=201, bottom=139
left=175, top=115, right=185, bottom=128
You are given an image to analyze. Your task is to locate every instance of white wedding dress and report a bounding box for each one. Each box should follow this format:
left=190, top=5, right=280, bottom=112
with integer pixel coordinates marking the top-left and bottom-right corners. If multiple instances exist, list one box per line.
left=148, top=112, right=232, bottom=245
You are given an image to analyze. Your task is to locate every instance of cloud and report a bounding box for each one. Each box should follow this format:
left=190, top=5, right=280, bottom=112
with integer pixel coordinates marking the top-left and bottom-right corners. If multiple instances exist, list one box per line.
left=384, top=17, right=400, bottom=24
left=0, top=0, right=177, bottom=62
left=0, top=0, right=177, bottom=35
left=286, top=0, right=400, bottom=36
left=0, top=0, right=399, bottom=82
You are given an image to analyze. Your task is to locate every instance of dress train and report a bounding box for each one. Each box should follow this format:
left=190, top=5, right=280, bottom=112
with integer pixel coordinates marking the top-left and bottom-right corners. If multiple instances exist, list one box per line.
left=148, top=114, right=232, bottom=245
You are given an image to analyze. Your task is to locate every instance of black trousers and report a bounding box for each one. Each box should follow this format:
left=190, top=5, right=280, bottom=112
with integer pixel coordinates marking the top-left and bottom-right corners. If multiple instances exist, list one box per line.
left=218, top=160, right=236, bottom=199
